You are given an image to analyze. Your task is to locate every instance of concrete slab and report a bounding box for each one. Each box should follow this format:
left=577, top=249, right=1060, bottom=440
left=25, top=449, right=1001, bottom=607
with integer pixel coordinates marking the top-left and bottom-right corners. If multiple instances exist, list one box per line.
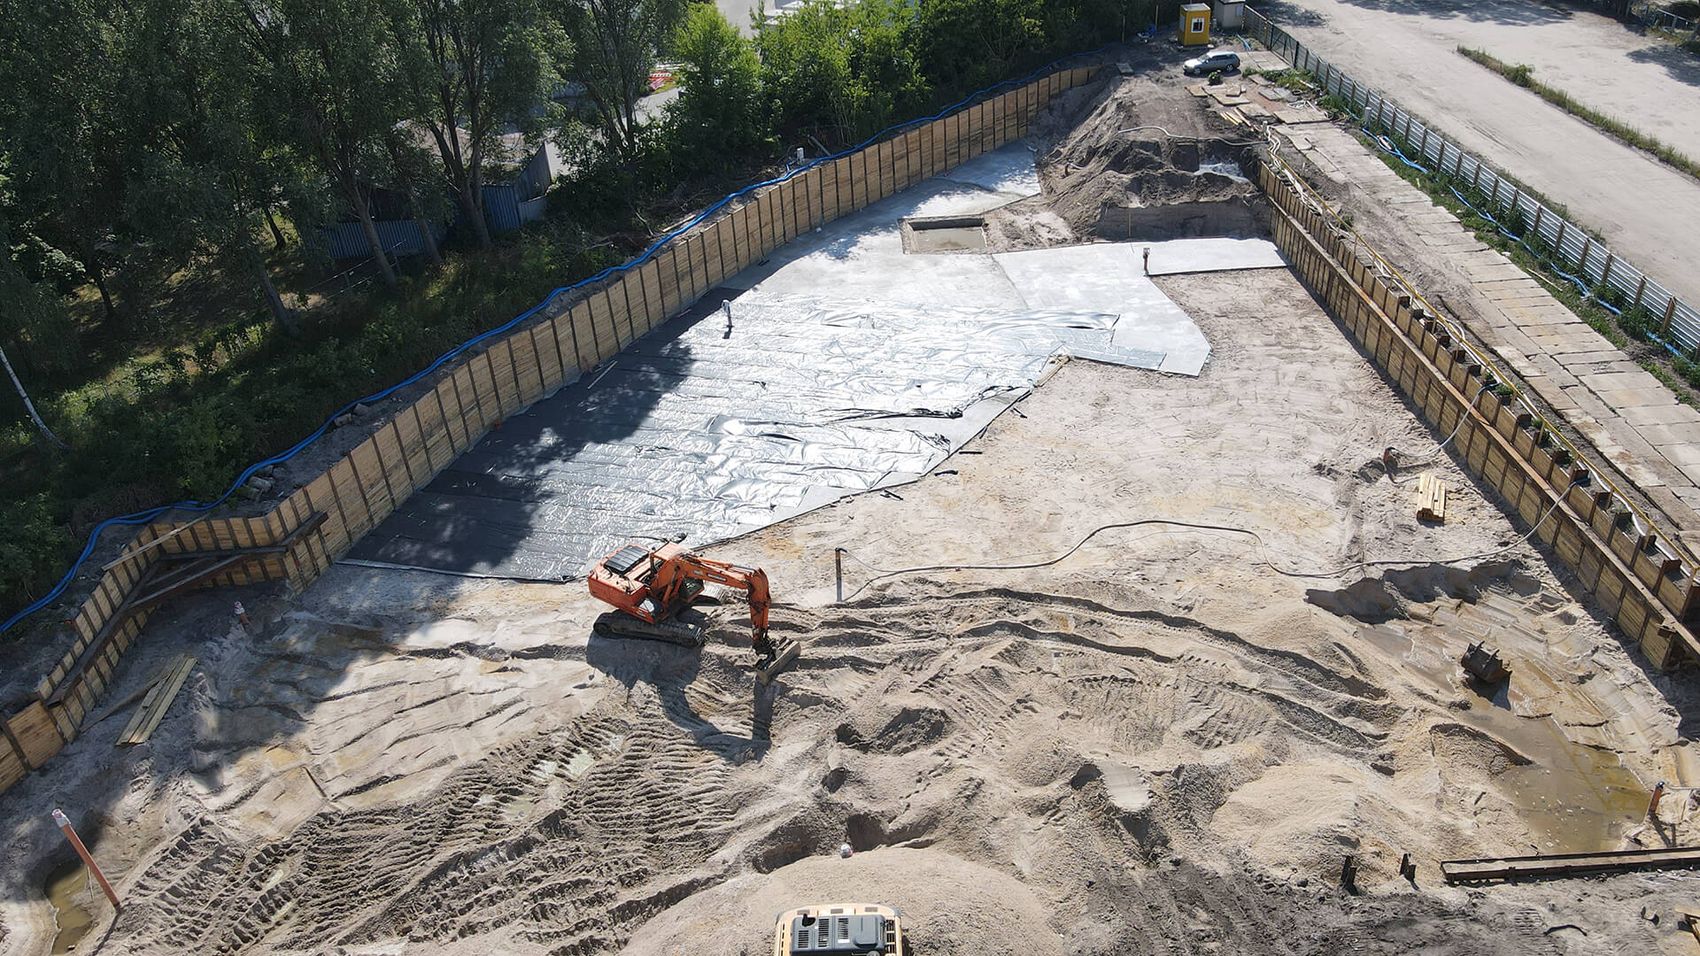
left=1619, top=402, right=1700, bottom=427
left=1139, top=237, right=1287, bottom=277
left=1593, top=388, right=1680, bottom=410
left=992, top=244, right=1212, bottom=376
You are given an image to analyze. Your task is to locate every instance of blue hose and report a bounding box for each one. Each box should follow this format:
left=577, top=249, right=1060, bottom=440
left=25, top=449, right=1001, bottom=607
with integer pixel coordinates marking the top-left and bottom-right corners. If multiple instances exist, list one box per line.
left=1, top=46, right=1111, bottom=637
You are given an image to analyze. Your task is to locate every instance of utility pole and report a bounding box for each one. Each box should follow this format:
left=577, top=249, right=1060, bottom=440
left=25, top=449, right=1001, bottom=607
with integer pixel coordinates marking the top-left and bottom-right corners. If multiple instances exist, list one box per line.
left=0, top=343, right=67, bottom=450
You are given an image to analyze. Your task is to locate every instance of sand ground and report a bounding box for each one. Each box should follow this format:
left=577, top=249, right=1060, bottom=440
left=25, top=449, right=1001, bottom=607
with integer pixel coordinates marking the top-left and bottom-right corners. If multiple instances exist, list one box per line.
left=3, top=66, right=1699, bottom=956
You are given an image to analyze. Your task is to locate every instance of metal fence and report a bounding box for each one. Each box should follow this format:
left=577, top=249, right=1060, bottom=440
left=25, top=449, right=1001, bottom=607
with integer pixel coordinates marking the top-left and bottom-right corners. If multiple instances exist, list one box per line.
left=1634, top=1, right=1698, bottom=34
left=1245, top=7, right=1700, bottom=355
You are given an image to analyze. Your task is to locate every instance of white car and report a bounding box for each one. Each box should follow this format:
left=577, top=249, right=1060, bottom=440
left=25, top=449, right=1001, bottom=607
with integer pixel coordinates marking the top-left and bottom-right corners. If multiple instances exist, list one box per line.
left=1183, top=50, right=1241, bottom=75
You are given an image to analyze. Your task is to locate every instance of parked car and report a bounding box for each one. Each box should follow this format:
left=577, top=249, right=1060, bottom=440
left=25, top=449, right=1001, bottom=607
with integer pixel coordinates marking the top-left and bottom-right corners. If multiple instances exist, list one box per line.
left=1182, top=50, right=1240, bottom=76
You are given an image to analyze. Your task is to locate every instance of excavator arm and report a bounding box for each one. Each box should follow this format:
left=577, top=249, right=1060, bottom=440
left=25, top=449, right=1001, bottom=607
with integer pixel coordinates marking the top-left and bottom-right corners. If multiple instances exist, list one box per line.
left=588, top=541, right=796, bottom=680
left=660, top=555, right=771, bottom=645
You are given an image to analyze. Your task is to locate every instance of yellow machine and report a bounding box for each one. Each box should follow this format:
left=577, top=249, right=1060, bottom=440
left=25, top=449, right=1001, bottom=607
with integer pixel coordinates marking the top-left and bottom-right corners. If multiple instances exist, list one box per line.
left=1180, top=2, right=1212, bottom=45
left=772, top=903, right=904, bottom=955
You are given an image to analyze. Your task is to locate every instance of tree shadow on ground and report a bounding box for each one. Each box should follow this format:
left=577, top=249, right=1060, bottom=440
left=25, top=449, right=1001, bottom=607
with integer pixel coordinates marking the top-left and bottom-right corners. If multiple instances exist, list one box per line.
left=1627, top=41, right=1700, bottom=89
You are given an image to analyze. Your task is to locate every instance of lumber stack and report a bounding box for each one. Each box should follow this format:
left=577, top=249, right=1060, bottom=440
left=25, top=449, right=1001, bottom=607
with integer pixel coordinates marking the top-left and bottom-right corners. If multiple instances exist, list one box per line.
left=118, top=655, right=196, bottom=747
left=1416, top=471, right=1448, bottom=523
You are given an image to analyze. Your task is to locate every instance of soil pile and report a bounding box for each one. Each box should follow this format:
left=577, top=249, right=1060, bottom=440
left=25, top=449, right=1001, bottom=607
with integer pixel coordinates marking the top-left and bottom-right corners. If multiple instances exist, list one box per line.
left=989, top=75, right=1263, bottom=249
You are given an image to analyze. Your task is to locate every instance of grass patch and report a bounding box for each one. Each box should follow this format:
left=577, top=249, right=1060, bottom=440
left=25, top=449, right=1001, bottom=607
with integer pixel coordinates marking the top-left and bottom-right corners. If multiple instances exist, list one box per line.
left=1455, top=46, right=1700, bottom=181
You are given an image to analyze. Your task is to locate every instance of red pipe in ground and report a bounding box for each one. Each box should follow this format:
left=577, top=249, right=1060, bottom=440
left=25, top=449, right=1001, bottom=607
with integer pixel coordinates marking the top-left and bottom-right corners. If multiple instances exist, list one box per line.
left=52, top=809, right=121, bottom=911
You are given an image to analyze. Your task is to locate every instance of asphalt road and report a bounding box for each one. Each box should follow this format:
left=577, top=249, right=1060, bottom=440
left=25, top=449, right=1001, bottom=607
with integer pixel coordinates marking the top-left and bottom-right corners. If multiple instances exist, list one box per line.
left=1262, top=0, right=1700, bottom=308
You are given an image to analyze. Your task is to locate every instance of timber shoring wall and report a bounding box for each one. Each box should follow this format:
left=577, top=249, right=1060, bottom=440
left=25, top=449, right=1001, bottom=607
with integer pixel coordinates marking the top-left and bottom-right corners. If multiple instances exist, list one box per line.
left=0, top=64, right=1103, bottom=797
left=1260, top=160, right=1699, bottom=670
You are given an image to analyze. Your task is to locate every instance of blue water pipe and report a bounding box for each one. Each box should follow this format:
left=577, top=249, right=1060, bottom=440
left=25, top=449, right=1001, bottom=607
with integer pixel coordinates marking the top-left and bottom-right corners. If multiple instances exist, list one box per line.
left=0, top=46, right=1112, bottom=636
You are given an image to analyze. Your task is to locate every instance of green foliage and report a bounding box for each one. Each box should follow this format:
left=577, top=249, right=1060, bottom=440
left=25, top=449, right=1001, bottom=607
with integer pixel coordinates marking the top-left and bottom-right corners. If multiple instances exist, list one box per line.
left=667, top=4, right=771, bottom=166
left=560, top=0, right=686, bottom=154
left=0, top=0, right=1152, bottom=627
left=917, top=0, right=1047, bottom=93
left=756, top=0, right=930, bottom=145
left=0, top=494, right=66, bottom=611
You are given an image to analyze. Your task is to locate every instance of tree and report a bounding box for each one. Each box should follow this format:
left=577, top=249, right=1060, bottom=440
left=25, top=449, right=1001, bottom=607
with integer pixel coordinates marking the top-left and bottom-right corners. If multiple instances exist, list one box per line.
left=0, top=0, right=134, bottom=325
left=667, top=4, right=768, bottom=167
left=558, top=0, right=686, bottom=156
left=916, top=0, right=1047, bottom=93
left=113, top=0, right=301, bottom=332
left=235, top=0, right=411, bottom=289
left=393, top=0, right=568, bottom=249
left=756, top=0, right=929, bottom=146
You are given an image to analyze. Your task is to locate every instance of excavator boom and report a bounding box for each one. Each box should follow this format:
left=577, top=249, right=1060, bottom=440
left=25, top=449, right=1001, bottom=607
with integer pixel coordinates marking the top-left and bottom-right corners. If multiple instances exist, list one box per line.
left=588, top=541, right=797, bottom=681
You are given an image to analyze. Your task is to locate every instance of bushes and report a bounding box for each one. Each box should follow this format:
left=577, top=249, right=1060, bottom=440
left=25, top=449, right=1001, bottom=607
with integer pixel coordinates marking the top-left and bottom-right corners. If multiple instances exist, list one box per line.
left=0, top=493, right=65, bottom=611
left=756, top=0, right=930, bottom=146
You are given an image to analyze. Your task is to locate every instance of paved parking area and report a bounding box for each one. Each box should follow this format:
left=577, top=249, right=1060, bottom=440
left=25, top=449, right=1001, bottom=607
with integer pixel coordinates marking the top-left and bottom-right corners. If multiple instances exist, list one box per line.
left=1261, top=0, right=1700, bottom=309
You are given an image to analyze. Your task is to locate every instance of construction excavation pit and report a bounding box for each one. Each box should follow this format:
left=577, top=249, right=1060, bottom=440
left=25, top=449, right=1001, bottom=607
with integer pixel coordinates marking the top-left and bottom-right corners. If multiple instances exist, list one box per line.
left=3, top=65, right=1698, bottom=956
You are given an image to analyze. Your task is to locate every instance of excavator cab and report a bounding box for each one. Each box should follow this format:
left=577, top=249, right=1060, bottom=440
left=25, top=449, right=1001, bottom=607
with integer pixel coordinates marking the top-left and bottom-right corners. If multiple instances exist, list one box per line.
left=588, top=540, right=799, bottom=682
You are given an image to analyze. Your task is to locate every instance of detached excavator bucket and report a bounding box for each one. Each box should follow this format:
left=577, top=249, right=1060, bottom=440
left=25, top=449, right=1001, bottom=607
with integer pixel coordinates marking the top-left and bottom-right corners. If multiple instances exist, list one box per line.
left=757, top=637, right=801, bottom=684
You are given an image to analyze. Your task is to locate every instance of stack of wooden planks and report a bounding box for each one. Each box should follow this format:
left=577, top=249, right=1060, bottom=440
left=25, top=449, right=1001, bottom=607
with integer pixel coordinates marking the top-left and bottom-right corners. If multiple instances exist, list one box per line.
left=1416, top=471, right=1448, bottom=522
left=117, top=655, right=197, bottom=747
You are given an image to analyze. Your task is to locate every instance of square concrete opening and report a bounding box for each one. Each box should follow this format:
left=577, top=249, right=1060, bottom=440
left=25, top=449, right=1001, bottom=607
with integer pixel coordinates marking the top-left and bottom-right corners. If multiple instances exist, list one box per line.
left=902, top=214, right=988, bottom=254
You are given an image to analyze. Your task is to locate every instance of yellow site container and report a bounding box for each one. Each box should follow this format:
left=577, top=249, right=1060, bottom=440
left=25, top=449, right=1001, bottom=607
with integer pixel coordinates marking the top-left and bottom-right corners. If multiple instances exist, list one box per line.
left=1180, top=3, right=1212, bottom=45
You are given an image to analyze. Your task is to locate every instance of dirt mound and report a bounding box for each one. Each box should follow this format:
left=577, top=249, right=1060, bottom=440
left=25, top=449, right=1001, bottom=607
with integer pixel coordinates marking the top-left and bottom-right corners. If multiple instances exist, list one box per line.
left=988, top=74, right=1262, bottom=247
left=1428, top=722, right=1533, bottom=777
left=621, top=847, right=1064, bottom=956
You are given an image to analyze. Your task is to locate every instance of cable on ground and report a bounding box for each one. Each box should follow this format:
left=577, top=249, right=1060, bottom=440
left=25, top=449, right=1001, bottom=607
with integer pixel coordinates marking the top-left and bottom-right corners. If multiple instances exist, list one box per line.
left=836, top=483, right=1573, bottom=604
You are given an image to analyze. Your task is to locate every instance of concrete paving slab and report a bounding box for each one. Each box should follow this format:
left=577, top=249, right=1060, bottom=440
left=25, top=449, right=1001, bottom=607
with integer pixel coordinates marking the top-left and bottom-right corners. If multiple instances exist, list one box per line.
left=1593, top=387, right=1680, bottom=410
left=1649, top=440, right=1700, bottom=467
left=1619, top=402, right=1700, bottom=427
left=1581, top=370, right=1667, bottom=392
left=1549, top=350, right=1633, bottom=365
left=1140, top=237, right=1287, bottom=276
left=993, top=244, right=1212, bottom=376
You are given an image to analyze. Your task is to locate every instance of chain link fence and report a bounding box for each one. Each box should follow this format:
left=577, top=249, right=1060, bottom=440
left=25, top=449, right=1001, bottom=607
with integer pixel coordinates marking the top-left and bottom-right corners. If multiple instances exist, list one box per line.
left=1246, top=7, right=1700, bottom=356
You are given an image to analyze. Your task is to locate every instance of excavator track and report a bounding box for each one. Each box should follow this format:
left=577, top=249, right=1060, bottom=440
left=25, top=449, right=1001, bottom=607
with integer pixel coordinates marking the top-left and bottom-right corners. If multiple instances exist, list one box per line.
left=592, top=612, right=707, bottom=648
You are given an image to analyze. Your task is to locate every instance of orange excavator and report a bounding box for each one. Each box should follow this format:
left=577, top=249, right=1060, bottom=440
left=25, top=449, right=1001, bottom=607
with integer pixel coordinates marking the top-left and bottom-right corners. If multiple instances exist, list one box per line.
left=587, top=541, right=800, bottom=682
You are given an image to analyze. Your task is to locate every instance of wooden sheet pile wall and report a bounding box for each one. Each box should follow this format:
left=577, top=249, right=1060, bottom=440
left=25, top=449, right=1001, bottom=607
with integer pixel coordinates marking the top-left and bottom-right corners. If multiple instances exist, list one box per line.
left=0, top=64, right=1103, bottom=797
left=1260, top=162, right=1699, bottom=669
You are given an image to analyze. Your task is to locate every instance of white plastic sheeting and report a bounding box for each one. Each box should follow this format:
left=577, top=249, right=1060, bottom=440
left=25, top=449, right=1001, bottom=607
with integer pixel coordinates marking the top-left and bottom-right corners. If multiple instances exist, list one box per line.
left=353, top=145, right=1234, bottom=578
left=351, top=298, right=1163, bottom=578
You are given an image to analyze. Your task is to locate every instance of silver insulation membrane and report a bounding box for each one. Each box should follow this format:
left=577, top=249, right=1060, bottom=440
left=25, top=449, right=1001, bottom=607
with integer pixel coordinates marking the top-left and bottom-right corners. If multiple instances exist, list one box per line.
left=352, top=145, right=1235, bottom=579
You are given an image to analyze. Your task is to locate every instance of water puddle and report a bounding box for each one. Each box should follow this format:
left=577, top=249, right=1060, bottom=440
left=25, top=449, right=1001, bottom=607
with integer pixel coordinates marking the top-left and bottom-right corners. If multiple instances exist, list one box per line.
left=1475, top=710, right=1648, bottom=854
left=45, top=860, right=95, bottom=954
left=1351, top=588, right=1653, bottom=854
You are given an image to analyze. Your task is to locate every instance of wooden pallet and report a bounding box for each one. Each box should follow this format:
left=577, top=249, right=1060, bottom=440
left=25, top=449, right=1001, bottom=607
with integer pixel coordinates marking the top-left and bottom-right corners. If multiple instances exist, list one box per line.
left=1416, top=472, right=1448, bottom=522
left=117, top=655, right=196, bottom=747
